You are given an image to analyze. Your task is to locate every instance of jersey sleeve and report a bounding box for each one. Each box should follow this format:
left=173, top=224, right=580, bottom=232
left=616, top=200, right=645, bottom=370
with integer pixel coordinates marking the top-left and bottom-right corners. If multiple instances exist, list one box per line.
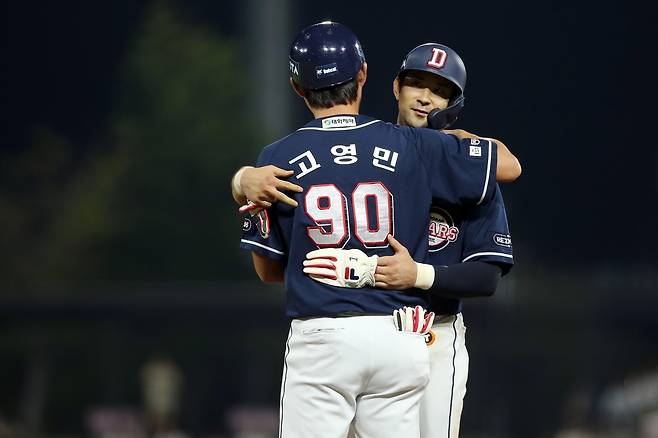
left=414, top=129, right=497, bottom=206
left=460, top=185, right=514, bottom=275
left=239, top=208, right=287, bottom=261
left=238, top=145, right=287, bottom=261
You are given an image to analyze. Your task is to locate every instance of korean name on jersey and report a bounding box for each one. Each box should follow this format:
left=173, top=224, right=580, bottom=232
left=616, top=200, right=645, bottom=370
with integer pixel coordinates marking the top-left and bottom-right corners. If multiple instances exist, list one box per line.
left=240, top=115, right=497, bottom=318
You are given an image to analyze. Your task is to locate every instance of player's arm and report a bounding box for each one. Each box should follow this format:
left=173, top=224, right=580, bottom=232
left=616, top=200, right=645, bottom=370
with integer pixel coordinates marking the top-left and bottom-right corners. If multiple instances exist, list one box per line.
left=443, top=129, right=522, bottom=182
left=231, top=165, right=303, bottom=207
left=251, top=252, right=285, bottom=283
left=374, top=235, right=501, bottom=297
left=302, top=235, right=501, bottom=296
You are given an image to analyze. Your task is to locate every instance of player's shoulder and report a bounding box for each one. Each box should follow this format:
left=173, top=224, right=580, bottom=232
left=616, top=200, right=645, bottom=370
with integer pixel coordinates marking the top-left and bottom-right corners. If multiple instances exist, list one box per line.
left=257, top=130, right=299, bottom=164
left=263, top=130, right=297, bottom=151
left=414, top=126, right=456, bottom=142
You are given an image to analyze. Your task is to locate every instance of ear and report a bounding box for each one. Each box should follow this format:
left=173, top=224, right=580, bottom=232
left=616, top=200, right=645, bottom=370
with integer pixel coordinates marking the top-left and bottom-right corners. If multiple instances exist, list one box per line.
left=290, top=77, right=305, bottom=98
left=393, top=76, right=400, bottom=101
left=357, top=62, right=368, bottom=86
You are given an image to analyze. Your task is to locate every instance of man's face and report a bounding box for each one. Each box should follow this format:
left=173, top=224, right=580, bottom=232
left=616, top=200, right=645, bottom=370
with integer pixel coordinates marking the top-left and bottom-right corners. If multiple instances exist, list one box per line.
left=394, top=70, right=455, bottom=128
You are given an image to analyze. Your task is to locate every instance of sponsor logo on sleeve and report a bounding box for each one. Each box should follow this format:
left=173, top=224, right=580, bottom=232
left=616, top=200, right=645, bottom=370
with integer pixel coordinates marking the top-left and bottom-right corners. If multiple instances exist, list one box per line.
left=493, top=233, right=512, bottom=248
left=469, top=145, right=482, bottom=157
left=242, top=218, right=252, bottom=231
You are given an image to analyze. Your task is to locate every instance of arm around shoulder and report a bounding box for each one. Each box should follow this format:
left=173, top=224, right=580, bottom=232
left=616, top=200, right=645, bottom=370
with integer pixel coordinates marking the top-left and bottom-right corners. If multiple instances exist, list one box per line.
left=231, top=165, right=303, bottom=208
left=490, top=138, right=522, bottom=183
left=443, top=129, right=522, bottom=182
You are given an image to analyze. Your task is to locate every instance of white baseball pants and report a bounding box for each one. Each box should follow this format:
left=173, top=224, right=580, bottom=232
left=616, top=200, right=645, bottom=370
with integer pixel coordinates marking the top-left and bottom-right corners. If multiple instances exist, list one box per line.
left=279, top=315, right=430, bottom=438
left=420, top=313, right=469, bottom=438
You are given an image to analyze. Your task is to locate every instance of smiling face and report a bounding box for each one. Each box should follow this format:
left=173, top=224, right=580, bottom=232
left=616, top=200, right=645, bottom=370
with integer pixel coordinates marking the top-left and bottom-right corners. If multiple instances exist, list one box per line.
left=393, top=70, right=456, bottom=128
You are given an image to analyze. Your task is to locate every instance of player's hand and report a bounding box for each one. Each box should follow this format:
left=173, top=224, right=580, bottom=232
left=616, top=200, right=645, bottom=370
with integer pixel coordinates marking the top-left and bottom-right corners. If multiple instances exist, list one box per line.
left=375, top=235, right=417, bottom=290
left=303, top=248, right=377, bottom=288
left=393, top=305, right=435, bottom=335
left=240, top=165, right=303, bottom=209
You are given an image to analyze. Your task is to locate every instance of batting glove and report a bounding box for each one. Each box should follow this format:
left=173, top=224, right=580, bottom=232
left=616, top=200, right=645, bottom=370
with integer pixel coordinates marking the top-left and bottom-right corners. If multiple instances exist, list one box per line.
left=303, top=248, right=377, bottom=288
left=238, top=199, right=263, bottom=214
left=393, top=306, right=435, bottom=335
left=240, top=200, right=270, bottom=239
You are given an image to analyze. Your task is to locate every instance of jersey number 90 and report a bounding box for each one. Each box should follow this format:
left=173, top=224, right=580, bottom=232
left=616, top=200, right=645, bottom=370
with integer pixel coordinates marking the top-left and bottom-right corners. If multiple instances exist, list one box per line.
left=304, top=182, right=393, bottom=248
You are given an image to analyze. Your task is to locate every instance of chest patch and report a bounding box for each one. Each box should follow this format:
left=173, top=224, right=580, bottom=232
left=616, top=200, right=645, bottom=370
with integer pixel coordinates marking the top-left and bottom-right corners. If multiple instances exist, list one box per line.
left=428, top=207, right=460, bottom=252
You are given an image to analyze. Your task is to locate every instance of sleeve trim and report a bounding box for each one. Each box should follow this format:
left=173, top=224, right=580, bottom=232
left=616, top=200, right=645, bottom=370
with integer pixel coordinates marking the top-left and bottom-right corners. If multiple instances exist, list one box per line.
left=462, top=251, right=513, bottom=262
left=476, top=139, right=493, bottom=206
left=240, top=239, right=285, bottom=255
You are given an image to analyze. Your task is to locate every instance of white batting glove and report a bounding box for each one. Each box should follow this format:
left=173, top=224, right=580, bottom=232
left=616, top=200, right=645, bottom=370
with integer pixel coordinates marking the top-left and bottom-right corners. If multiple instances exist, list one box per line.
left=393, top=306, right=435, bottom=335
left=303, top=248, right=378, bottom=288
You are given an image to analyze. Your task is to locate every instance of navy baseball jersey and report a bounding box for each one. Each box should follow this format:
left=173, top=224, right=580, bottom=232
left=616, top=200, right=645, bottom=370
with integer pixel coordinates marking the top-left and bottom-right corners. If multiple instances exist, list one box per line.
left=240, top=114, right=498, bottom=318
left=425, top=184, right=514, bottom=315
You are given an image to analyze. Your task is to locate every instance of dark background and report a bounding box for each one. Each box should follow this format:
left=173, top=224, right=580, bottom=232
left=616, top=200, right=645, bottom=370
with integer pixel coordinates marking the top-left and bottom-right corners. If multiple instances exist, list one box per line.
left=2, top=0, right=657, bottom=437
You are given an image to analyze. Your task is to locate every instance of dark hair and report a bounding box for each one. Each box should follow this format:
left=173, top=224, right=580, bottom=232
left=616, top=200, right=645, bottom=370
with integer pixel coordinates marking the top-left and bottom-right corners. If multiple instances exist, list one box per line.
left=303, top=77, right=358, bottom=109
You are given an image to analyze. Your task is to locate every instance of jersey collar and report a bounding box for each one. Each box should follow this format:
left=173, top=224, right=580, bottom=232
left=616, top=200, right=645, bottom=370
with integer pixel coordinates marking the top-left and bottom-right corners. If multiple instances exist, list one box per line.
left=301, top=114, right=378, bottom=130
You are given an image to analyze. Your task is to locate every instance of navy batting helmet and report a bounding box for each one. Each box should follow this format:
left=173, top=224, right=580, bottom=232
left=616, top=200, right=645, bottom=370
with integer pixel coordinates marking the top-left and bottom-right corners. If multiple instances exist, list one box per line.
left=397, top=43, right=466, bottom=130
left=289, top=21, right=366, bottom=90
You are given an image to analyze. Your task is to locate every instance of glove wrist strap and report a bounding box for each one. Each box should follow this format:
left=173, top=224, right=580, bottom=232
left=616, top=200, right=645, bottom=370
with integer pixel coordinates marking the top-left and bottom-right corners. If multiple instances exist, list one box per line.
left=414, top=263, right=435, bottom=290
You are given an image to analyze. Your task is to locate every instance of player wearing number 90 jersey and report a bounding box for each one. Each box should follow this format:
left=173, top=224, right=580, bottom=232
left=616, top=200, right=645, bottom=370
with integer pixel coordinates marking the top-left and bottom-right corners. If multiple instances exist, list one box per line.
left=237, top=21, right=513, bottom=438
left=240, top=114, right=497, bottom=317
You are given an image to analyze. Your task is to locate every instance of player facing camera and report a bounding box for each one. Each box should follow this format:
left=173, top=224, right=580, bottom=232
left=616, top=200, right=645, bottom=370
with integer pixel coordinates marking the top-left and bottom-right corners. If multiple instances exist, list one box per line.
left=394, top=43, right=467, bottom=130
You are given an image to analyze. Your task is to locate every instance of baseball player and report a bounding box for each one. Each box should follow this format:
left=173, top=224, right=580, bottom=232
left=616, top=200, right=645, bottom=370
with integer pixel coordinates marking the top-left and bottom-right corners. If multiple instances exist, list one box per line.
left=234, top=42, right=517, bottom=438
left=302, top=43, right=515, bottom=438
left=237, top=22, right=517, bottom=438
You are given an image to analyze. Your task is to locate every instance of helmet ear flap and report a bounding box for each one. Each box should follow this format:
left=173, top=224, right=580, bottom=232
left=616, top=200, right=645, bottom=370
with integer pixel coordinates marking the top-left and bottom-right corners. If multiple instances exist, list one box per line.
left=427, top=95, right=465, bottom=130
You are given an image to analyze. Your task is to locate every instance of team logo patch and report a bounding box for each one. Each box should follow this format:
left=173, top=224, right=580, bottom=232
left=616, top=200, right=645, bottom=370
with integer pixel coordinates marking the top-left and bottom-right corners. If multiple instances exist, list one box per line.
left=493, top=233, right=512, bottom=248
left=242, top=218, right=252, bottom=231
left=427, top=47, right=447, bottom=69
left=428, top=206, right=459, bottom=252
left=424, top=329, right=436, bottom=347
left=316, top=62, right=338, bottom=78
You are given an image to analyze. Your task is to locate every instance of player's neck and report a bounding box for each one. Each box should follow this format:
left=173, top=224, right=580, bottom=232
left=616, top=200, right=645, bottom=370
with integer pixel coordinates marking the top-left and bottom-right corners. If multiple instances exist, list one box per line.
left=310, top=102, right=360, bottom=119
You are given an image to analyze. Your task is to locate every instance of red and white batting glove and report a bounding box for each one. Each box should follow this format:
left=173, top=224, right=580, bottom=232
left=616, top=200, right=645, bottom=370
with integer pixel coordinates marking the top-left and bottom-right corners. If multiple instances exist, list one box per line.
left=238, top=200, right=263, bottom=215
left=240, top=200, right=270, bottom=239
left=303, top=248, right=378, bottom=288
left=393, top=305, right=435, bottom=335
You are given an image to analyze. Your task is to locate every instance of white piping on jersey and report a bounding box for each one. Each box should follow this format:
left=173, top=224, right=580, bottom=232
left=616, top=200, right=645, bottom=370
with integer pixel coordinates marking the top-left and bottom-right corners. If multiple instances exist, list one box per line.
left=476, top=139, right=493, bottom=206
left=462, top=251, right=513, bottom=262
left=297, top=119, right=382, bottom=131
left=240, top=239, right=285, bottom=255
